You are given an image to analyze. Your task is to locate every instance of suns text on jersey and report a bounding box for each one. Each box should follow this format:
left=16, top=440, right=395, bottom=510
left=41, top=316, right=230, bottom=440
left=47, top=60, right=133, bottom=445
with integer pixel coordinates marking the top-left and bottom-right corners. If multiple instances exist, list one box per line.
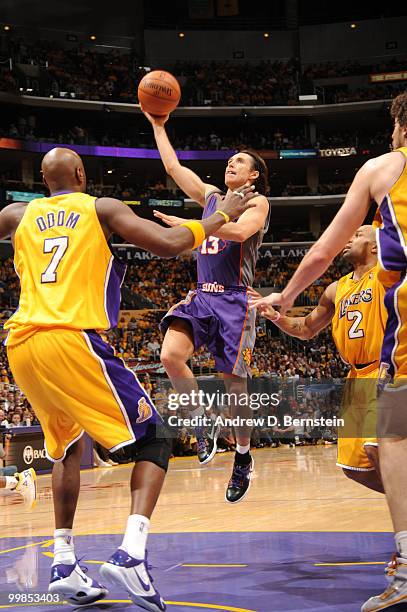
left=339, top=288, right=372, bottom=319
left=35, top=210, right=81, bottom=232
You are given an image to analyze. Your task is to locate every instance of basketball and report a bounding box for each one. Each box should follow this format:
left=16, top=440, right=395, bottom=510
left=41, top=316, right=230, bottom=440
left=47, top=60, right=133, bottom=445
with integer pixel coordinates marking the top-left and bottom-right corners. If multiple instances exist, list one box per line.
left=138, top=70, right=181, bottom=116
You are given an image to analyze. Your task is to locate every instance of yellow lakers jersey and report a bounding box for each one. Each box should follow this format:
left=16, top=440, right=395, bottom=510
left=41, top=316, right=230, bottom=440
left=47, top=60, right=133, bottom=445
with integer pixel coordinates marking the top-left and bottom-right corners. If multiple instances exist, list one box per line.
left=375, top=146, right=407, bottom=288
left=5, top=192, right=126, bottom=347
left=331, top=265, right=386, bottom=366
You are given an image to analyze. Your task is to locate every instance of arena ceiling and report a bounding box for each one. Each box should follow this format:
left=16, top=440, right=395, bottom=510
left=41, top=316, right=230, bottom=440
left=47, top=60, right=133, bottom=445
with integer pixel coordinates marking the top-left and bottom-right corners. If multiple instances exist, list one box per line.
left=1, top=0, right=406, bottom=33
left=1, top=0, right=142, bottom=35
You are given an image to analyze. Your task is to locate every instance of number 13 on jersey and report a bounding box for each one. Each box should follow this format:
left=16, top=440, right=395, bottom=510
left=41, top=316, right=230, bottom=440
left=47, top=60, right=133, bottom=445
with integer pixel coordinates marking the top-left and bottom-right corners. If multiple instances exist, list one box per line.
left=200, top=236, right=223, bottom=255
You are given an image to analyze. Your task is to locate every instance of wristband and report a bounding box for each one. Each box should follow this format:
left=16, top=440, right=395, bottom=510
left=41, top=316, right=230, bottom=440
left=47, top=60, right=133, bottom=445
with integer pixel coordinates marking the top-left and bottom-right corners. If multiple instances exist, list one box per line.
left=180, top=220, right=206, bottom=249
left=215, top=210, right=230, bottom=223
left=272, top=311, right=281, bottom=323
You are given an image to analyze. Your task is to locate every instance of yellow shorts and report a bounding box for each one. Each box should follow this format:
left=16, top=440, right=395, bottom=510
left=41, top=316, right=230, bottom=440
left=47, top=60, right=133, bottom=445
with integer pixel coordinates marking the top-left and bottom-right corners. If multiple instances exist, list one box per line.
left=7, top=329, right=158, bottom=461
left=336, top=365, right=379, bottom=472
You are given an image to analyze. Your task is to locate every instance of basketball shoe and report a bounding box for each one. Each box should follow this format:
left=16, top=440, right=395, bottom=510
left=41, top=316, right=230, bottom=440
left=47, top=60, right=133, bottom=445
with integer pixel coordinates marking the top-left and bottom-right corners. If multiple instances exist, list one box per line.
left=100, top=549, right=166, bottom=611
left=361, top=554, right=407, bottom=611
left=15, top=468, right=37, bottom=510
left=196, top=420, right=221, bottom=465
left=49, top=560, right=108, bottom=606
left=226, top=456, right=254, bottom=503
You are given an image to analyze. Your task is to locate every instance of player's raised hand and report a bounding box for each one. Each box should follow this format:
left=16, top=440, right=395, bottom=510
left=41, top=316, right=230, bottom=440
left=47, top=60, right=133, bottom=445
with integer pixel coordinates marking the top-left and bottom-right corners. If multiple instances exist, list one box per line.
left=153, top=210, right=184, bottom=226
left=250, top=291, right=293, bottom=316
left=219, top=183, right=258, bottom=221
left=141, top=106, right=170, bottom=127
left=247, top=287, right=281, bottom=321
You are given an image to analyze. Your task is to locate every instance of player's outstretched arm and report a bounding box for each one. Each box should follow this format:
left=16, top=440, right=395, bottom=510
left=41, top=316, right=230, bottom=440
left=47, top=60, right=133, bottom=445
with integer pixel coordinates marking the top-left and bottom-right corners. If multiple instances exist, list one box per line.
left=142, top=110, right=216, bottom=206
left=252, top=161, right=376, bottom=313
left=96, top=188, right=256, bottom=258
left=214, top=195, right=269, bottom=242
left=249, top=283, right=337, bottom=339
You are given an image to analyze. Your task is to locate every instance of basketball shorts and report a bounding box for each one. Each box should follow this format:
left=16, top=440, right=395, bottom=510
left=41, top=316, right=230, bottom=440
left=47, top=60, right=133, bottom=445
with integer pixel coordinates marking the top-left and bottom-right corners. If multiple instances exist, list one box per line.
left=160, top=287, right=255, bottom=378
left=336, top=364, right=379, bottom=472
left=7, top=329, right=160, bottom=462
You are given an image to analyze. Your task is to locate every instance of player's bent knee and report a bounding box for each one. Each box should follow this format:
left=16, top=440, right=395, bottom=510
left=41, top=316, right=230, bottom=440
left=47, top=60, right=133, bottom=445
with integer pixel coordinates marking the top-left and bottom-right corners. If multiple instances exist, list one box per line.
left=118, top=428, right=172, bottom=472
left=160, top=348, right=176, bottom=368
left=136, top=436, right=172, bottom=472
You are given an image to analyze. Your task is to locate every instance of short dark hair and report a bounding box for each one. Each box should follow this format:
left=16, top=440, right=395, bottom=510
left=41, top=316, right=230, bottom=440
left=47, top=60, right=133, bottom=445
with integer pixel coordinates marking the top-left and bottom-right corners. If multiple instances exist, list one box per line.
left=239, top=149, right=270, bottom=196
left=391, top=92, right=407, bottom=128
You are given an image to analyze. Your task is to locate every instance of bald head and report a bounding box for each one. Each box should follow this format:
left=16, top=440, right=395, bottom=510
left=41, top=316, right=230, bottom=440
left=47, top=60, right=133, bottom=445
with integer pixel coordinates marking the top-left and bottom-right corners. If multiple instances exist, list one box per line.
left=343, top=225, right=377, bottom=267
left=41, top=147, right=86, bottom=194
left=359, top=224, right=376, bottom=243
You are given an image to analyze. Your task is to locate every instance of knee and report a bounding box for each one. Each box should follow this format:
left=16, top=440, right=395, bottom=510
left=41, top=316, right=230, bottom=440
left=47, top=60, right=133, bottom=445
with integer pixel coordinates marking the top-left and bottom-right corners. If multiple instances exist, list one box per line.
left=160, top=346, right=182, bottom=371
left=64, top=436, right=85, bottom=462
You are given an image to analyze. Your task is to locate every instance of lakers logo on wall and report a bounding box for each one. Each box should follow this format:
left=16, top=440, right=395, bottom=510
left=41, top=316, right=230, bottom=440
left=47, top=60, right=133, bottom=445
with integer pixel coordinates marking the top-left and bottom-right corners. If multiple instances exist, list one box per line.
left=137, top=397, right=153, bottom=423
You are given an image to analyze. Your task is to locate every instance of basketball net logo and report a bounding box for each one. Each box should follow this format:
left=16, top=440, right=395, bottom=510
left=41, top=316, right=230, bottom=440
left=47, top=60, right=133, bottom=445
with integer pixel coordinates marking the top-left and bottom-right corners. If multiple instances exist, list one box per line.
left=136, top=397, right=153, bottom=423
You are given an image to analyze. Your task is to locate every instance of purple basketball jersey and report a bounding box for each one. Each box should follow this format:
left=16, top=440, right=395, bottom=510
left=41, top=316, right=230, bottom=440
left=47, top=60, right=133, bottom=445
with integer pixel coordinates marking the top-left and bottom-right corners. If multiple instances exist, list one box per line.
left=197, top=191, right=268, bottom=287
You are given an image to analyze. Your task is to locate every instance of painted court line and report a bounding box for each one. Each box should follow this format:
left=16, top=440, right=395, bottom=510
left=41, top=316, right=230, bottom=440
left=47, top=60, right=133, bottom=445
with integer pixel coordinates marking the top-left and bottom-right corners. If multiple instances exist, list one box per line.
left=183, top=564, right=248, bottom=568
left=315, top=561, right=387, bottom=567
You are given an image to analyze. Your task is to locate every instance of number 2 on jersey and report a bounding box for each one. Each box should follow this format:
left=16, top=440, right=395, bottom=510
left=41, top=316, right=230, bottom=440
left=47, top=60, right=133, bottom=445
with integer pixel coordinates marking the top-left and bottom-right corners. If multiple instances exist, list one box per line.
left=347, top=310, right=364, bottom=339
left=41, top=236, right=69, bottom=283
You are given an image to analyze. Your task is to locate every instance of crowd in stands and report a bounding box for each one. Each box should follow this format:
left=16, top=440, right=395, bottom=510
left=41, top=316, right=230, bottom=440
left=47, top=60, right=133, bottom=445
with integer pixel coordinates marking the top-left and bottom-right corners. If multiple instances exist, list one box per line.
left=0, top=173, right=352, bottom=208
left=0, top=249, right=349, bottom=313
left=116, top=252, right=350, bottom=311
left=303, top=56, right=407, bottom=79
left=281, top=181, right=351, bottom=197
left=0, top=344, right=39, bottom=428
left=0, top=115, right=391, bottom=154
left=0, top=249, right=350, bottom=457
left=1, top=36, right=406, bottom=106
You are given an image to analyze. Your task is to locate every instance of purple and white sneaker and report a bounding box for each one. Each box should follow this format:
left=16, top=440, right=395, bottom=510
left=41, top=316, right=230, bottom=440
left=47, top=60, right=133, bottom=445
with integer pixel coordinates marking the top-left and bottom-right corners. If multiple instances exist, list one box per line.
left=100, top=549, right=166, bottom=611
left=48, top=560, right=108, bottom=606
left=225, top=456, right=254, bottom=503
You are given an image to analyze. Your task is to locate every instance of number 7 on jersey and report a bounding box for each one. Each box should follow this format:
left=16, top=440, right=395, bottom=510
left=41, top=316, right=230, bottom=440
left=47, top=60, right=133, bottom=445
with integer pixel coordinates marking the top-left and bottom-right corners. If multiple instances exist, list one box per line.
left=41, top=236, right=69, bottom=283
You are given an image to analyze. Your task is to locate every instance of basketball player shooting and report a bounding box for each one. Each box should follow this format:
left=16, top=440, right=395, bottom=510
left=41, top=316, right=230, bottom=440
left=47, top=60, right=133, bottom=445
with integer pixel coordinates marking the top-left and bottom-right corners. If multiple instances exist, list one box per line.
left=251, top=92, right=407, bottom=612
left=0, top=147, right=255, bottom=611
left=250, top=226, right=385, bottom=493
left=143, top=109, right=270, bottom=504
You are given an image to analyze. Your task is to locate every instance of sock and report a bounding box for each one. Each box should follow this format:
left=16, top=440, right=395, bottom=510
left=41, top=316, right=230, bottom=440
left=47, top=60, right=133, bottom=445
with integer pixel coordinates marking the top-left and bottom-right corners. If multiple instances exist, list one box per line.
left=53, top=529, right=75, bottom=565
left=120, top=514, right=150, bottom=559
left=236, top=443, right=250, bottom=455
left=235, top=449, right=252, bottom=466
left=395, top=531, right=407, bottom=558
left=5, top=476, right=18, bottom=490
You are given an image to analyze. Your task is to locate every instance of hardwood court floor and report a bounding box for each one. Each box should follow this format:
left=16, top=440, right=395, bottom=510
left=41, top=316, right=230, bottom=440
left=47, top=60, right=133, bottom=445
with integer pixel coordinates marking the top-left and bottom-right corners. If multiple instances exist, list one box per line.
left=0, top=445, right=392, bottom=536
left=0, top=447, right=396, bottom=612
